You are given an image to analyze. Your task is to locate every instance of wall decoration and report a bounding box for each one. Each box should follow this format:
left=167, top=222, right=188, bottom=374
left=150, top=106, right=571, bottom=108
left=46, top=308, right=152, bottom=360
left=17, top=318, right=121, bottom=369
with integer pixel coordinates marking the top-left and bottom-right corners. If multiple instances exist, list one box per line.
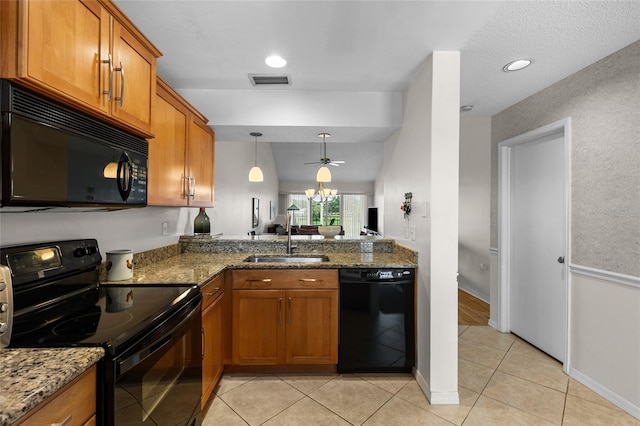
left=252, top=197, right=259, bottom=227
left=270, top=200, right=276, bottom=220
left=401, top=192, right=412, bottom=219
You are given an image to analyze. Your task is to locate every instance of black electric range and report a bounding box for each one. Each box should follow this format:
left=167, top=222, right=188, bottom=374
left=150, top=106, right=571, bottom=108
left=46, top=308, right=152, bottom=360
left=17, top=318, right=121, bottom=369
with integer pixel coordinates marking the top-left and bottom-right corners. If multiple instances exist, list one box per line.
left=0, top=239, right=203, bottom=426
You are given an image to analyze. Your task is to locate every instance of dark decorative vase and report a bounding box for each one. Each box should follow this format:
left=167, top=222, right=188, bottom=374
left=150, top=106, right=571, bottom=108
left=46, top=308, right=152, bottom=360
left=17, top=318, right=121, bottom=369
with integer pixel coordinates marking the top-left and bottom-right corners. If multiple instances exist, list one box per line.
left=194, top=208, right=210, bottom=234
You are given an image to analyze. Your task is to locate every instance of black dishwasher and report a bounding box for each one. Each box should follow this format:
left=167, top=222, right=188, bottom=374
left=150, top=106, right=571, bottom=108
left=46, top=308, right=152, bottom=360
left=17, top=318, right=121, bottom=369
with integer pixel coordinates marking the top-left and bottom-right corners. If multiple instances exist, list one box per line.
left=338, top=268, right=415, bottom=373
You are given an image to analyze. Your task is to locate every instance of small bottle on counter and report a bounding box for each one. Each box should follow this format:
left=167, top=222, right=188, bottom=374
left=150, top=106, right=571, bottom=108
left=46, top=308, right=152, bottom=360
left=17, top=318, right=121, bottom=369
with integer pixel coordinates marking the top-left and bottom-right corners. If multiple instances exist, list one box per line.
left=194, top=207, right=210, bottom=235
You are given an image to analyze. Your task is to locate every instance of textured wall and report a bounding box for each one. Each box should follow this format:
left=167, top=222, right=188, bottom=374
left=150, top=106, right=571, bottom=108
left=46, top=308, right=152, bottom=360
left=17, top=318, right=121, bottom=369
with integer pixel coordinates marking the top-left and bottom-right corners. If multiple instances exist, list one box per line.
left=491, top=40, right=640, bottom=276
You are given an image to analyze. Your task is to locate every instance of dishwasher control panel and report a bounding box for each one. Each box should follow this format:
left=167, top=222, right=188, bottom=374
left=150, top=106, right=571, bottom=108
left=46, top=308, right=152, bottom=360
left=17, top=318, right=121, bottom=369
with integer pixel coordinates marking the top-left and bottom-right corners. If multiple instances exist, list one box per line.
left=340, top=268, right=415, bottom=282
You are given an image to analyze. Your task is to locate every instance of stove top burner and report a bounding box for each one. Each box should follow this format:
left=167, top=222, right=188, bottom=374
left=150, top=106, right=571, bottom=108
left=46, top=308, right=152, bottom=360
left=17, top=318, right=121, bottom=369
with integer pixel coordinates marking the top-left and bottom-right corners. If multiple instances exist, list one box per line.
left=51, top=307, right=101, bottom=339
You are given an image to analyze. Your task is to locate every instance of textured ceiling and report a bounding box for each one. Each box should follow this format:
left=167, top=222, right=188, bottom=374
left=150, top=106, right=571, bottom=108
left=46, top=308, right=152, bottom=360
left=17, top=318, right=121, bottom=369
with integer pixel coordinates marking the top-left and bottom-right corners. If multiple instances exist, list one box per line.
left=114, top=0, right=640, bottom=184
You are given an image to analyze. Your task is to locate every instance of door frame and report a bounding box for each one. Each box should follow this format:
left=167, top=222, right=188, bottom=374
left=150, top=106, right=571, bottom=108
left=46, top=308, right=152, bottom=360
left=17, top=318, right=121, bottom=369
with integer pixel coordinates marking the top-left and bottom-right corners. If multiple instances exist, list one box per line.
left=497, top=118, right=572, bottom=370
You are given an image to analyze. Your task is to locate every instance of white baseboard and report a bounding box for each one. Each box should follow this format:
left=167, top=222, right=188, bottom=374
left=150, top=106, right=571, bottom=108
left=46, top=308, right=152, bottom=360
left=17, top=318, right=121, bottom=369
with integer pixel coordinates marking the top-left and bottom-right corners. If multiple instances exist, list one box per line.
left=488, top=319, right=498, bottom=329
left=458, top=285, right=490, bottom=304
left=415, top=370, right=460, bottom=405
left=568, top=367, right=640, bottom=420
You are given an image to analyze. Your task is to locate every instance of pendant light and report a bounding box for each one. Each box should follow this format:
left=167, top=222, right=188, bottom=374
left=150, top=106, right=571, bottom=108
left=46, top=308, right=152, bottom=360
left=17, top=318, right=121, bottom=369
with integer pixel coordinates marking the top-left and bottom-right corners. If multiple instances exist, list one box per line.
left=248, top=132, right=264, bottom=182
left=316, top=132, right=332, bottom=182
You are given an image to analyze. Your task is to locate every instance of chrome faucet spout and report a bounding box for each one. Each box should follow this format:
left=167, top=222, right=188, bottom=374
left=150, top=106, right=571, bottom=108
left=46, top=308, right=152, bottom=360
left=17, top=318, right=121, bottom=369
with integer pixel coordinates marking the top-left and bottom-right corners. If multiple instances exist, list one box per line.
left=286, top=212, right=297, bottom=254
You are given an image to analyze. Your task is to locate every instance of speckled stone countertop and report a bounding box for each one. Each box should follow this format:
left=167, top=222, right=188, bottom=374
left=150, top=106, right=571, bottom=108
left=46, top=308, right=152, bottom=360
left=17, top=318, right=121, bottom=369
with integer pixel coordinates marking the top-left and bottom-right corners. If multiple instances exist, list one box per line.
left=0, top=347, right=104, bottom=426
left=102, top=249, right=417, bottom=286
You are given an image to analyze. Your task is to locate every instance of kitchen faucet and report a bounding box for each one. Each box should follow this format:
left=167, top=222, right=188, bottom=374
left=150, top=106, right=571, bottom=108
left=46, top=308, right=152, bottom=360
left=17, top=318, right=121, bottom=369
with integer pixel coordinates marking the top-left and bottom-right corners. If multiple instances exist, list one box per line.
left=286, top=204, right=299, bottom=254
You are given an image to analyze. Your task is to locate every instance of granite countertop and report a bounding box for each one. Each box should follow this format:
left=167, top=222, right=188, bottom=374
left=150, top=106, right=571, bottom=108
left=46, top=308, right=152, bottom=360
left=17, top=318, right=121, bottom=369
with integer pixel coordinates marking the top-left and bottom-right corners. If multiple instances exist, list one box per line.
left=102, top=251, right=417, bottom=286
left=0, top=347, right=104, bottom=426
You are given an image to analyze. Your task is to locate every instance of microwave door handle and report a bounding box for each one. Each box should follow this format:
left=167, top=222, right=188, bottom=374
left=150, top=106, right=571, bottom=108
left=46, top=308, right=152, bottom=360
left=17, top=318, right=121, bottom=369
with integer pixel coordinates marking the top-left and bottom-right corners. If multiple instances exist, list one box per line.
left=116, top=152, right=133, bottom=201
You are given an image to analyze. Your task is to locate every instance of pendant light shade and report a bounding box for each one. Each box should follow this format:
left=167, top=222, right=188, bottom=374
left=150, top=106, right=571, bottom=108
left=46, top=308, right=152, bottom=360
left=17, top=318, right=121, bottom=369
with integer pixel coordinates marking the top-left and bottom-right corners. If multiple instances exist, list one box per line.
left=248, top=132, right=263, bottom=182
left=248, top=166, right=263, bottom=182
left=316, top=165, right=332, bottom=182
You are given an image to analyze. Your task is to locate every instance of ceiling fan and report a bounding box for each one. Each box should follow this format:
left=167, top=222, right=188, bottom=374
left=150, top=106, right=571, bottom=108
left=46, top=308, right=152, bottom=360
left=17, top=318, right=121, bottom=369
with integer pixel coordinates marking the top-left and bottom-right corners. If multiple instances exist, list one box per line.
left=304, top=133, right=346, bottom=167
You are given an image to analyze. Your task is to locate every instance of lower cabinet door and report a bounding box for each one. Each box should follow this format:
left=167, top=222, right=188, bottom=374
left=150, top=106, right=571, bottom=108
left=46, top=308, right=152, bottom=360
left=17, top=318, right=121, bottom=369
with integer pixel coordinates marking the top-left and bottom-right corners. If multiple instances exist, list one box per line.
left=285, top=289, right=338, bottom=364
left=232, top=290, right=286, bottom=365
left=202, top=293, right=223, bottom=408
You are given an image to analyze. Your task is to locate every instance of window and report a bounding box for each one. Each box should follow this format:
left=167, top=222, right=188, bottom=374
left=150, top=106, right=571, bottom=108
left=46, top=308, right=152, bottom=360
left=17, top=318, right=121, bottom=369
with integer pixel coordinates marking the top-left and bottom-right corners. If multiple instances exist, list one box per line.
left=285, top=194, right=308, bottom=227
left=341, top=194, right=366, bottom=237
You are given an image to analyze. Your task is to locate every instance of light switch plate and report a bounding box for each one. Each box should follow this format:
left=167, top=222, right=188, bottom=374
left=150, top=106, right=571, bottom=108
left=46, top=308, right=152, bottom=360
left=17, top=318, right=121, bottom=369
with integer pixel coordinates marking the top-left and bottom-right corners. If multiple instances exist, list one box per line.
left=162, top=222, right=169, bottom=236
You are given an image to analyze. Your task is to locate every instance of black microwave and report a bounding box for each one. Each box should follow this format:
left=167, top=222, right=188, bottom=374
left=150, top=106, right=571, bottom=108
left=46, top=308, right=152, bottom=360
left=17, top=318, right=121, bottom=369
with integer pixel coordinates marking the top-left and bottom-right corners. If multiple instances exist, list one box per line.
left=0, top=80, right=147, bottom=208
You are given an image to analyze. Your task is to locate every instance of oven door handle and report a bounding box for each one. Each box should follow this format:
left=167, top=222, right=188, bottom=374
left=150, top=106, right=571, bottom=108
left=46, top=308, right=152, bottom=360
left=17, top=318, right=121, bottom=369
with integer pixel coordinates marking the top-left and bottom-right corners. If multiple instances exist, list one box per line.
left=117, top=299, right=200, bottom=376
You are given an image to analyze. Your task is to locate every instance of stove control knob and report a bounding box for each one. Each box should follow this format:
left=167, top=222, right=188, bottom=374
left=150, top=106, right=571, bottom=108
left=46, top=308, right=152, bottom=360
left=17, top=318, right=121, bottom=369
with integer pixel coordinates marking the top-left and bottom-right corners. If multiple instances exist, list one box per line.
left=87, top=246, right=98, bottom=255
left=0, top=303, right=7, bottom=313
left=74, top=247, right=88, bottom=257
left=0, top=323, right=7, bottom=333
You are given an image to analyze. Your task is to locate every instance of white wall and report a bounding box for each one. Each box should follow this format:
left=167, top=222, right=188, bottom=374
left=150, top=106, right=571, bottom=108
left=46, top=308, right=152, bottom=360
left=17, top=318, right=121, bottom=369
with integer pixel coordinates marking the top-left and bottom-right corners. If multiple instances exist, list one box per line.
left=458, top=116, right=491, bottom=303
left=378, top=51, right=460, bottom=404
left=211, top=141, right=279, bottom=236
left=0, top=206, right=192, bottom=255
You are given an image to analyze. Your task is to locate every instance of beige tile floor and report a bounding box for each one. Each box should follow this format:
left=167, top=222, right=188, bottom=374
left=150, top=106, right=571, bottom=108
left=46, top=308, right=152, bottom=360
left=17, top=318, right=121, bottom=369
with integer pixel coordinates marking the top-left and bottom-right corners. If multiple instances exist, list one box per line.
left=203, top=326, right=639, bottom=425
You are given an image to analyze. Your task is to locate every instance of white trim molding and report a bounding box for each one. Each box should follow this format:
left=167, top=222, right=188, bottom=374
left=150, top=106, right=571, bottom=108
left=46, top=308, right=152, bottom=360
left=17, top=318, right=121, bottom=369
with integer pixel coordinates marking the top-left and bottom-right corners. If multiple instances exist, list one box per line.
left=569, top=367, right=640, bottom=420
left=570, top=264, right=640, bottom=290
left=415, top=369, right=460, bottom=405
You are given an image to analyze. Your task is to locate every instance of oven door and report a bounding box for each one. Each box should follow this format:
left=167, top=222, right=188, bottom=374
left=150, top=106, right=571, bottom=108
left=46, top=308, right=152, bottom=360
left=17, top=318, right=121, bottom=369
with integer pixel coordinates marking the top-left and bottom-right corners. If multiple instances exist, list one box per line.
left=106, top=297, right=202, bottom=426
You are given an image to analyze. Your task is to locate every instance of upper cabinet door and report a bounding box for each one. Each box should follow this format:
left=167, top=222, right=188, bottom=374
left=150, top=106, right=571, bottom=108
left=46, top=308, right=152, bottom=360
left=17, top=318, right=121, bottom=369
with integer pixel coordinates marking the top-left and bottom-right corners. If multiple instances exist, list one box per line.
left=187, top=119, right=215, bottom=207
left=148, top=92, right=188, bottom=206
left=23, top=0, right=110, bottom=114
left=110, top=19, right=156, bottom=135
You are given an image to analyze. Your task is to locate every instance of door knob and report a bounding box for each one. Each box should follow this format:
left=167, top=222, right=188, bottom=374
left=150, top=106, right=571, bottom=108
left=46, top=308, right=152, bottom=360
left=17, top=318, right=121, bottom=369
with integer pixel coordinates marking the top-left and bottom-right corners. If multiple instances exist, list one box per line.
left=557, top=256, right=565, bottom=264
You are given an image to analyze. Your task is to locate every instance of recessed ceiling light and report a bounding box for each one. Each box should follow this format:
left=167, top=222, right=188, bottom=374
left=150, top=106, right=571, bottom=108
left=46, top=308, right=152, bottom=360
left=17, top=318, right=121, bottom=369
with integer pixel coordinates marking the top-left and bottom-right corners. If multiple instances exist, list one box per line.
left=460, top=105, right=474, bottom=112
left=502, top=58, right=533, bottom=72
left=265, top=55, right=287, bottom=68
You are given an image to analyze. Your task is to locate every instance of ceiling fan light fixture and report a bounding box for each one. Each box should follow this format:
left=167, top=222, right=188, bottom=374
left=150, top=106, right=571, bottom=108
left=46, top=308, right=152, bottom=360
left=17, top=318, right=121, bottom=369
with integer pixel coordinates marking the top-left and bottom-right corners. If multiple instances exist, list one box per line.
left=316, top=165, right=332, bottom=182
left=502, top=58, right=533, bottom=72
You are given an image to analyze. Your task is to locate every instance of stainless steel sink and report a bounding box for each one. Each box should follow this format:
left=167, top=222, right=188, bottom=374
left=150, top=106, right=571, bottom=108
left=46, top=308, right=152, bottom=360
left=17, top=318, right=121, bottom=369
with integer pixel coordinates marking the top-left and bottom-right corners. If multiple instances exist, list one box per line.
left=243, top=255, right=330, bottom=263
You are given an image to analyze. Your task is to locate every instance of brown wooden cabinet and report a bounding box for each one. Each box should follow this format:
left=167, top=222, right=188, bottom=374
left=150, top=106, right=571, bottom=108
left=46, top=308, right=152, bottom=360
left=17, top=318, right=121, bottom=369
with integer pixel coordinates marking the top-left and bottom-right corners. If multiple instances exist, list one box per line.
left=0, top=0, right=160, bottom=138
left=201, top=274, right=224, bottom=409
left=148, top=77, right=215, bottom=207
left=15, top=365, right=96, bottom=426
left=231, top=269, right=338, bottom=366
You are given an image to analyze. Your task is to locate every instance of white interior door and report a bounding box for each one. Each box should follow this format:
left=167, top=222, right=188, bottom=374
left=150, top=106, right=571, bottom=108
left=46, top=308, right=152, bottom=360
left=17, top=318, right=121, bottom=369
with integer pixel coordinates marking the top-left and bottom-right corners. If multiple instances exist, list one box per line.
left=509, top=132, right=566, bottom=362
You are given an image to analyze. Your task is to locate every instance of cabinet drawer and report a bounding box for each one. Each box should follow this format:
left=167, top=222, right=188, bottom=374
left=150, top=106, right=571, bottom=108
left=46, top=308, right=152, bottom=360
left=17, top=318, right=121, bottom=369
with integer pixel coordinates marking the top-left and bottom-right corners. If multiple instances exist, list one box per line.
left=16, top=365, right=96, bottom=426
left=232, top=269, right=338, bottom=289
left=202, top=274, right=224, bottom=309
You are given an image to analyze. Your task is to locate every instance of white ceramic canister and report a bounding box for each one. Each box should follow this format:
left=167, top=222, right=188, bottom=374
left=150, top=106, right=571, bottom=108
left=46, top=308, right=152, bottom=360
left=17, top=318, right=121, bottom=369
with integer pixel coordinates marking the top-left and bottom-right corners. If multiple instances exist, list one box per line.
left=106, top=249, right=134, bottom=281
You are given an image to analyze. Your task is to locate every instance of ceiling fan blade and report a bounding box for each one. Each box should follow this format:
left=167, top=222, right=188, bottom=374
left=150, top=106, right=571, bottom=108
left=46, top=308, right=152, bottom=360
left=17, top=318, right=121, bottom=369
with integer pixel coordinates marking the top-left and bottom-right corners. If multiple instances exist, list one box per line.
left=304, top=161, right=322, bottom=165
left=329, top=162, right=340, bottom=167
left=332, top=160, right=346, bottom=164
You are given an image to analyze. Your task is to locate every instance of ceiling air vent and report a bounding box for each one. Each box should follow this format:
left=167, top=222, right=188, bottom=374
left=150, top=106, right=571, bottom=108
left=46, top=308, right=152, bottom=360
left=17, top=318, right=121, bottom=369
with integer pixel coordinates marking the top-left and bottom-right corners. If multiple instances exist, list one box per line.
left=249, top=74, right=291, bottom=86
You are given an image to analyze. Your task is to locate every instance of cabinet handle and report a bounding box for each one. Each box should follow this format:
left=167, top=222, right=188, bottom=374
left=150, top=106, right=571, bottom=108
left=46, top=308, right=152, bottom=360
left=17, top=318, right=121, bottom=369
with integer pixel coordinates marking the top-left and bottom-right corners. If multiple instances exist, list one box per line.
left=190, top=176, right=196, bottom=198
left=206, top=287, right=220, bottom=296
left=102, top=53, right=113, bottom=102
left=201, top=326, right=205, bottom=358
left=288, top=297, right=292, bottom=325
left=51, top=414, right=72, bottom=426
left=278, top=298, right=283, bottom=325
left=114, top=62, right=125, bottom=107
left=247, top=279, right=272, bottom=282
left=299, top=278, right=321, bottom=287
